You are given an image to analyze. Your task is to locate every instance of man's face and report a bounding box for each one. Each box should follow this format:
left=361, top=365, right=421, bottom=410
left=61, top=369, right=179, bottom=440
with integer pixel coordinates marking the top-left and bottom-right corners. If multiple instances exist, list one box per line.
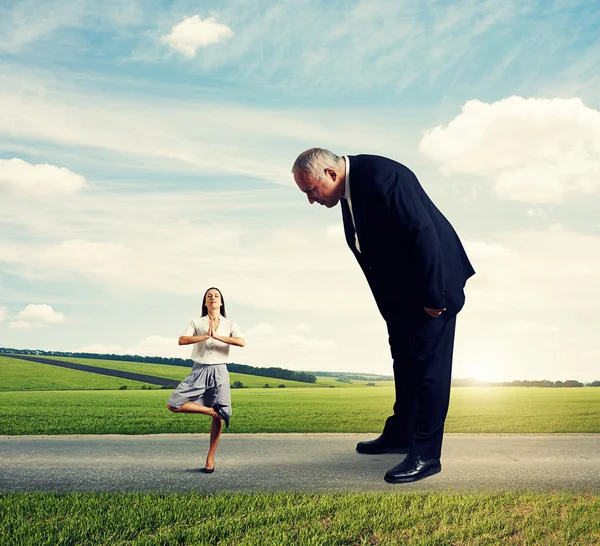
left=294, top=168, right=342, bottom=208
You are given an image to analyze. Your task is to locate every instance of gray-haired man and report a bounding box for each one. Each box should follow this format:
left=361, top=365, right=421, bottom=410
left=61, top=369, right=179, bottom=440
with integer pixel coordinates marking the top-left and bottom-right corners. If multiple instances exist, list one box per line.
left=293, top=148, right=475, bottom=483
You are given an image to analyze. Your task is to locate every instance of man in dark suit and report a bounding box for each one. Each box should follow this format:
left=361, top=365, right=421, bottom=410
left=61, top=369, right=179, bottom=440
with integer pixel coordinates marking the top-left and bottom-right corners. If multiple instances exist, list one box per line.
left=292, top=148, right=475, bottom=483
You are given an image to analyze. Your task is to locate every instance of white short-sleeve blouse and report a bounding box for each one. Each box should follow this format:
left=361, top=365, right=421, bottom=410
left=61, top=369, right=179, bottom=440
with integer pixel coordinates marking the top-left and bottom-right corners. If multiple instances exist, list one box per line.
left=181, top=315, right=242, bottom=365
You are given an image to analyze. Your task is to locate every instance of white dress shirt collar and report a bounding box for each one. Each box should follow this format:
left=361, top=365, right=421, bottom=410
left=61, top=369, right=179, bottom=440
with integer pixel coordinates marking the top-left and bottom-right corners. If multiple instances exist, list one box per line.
left=342, top=155, right=360, bottom=252
left=344, top=155, right=351, bottom=200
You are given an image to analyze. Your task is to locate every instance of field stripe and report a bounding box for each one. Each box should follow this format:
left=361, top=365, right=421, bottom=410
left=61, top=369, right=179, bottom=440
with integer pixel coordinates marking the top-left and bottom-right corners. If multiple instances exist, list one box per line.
left=3, top=355, right=179, bottom=388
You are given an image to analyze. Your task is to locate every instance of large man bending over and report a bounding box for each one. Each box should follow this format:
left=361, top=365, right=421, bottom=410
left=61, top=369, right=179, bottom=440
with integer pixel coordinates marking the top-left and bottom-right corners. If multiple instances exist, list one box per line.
left=292, top=149, right=475, bottom=483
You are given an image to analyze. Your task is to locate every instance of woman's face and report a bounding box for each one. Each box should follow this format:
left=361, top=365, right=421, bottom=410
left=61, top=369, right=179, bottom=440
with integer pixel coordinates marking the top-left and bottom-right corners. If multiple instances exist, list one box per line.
left=205, top=289, right=222, bottom=311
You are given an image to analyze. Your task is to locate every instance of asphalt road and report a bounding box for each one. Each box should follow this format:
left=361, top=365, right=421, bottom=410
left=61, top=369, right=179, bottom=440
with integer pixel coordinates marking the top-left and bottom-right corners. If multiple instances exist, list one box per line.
left=1, top=433, right=598, bottom=493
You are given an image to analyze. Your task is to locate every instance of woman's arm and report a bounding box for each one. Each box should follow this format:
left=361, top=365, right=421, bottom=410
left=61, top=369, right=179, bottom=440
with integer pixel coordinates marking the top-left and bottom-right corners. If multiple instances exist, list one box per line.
left=211, top=333, right=246, bottom=347
left=178, top=334, right=210, bottom=345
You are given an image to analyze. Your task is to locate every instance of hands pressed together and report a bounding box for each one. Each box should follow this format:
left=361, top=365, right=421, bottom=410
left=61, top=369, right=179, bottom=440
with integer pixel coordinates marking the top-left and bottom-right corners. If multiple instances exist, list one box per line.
left=207, top=316, right=220, bottom=338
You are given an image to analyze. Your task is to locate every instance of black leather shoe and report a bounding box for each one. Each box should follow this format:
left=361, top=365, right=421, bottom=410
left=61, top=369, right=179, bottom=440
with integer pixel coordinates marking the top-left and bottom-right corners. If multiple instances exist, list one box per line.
left=213, top=404, right=230, bottom=428
left=384, top=455, right=441, bottom=483
left=356, top=435, right=410, bottom=454
left=201, top=467, right=215, bottom=474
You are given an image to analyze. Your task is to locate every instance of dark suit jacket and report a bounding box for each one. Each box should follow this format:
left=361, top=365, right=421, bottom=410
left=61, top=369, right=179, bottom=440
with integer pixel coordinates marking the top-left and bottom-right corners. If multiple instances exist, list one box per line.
left=341, top=155, right=475, bottom=326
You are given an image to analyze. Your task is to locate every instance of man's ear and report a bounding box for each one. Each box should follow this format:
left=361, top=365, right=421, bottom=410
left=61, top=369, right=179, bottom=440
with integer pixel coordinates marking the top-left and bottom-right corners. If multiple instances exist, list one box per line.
left=325, top=168, right=337, bottom=181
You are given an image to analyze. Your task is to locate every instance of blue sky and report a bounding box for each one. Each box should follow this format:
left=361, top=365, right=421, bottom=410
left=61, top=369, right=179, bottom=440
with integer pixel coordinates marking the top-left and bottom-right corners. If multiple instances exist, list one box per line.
left=1, top=0, right=599, bottom=381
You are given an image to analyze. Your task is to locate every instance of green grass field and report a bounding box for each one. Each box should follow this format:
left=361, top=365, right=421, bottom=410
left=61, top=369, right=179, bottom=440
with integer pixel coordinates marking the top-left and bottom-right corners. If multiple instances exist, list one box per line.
left=0, top=491, right=597, bottom=545
left=1, top=386, right=598, bottom=435
left=16, top=355, right=378, bottom=388
left=0, top=356, right=155, bottom=391
left=1, top=354, right=395, bottom=390
left=312, top=375, right=395, bottom=387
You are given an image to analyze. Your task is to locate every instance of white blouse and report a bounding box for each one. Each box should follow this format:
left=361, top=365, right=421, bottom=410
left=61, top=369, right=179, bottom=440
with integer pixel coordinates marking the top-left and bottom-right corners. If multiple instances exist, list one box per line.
left=181, top=315, right=242, bottom=365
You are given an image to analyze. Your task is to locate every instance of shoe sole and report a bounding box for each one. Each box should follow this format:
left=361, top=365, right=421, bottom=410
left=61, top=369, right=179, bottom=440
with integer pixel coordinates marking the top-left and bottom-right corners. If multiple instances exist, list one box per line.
left=356, top=447, right=410, bottom=455
left=383, top=464, right=441, bottom=484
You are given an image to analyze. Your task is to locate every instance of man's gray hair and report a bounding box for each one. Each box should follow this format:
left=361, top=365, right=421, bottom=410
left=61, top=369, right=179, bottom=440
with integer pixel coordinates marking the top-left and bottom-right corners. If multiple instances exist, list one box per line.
left=291, top=148, right=342, bottom=180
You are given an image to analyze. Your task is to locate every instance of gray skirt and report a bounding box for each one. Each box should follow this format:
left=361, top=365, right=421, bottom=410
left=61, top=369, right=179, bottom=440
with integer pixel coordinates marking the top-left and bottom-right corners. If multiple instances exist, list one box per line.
left=167, top=364, right=232, bottom=417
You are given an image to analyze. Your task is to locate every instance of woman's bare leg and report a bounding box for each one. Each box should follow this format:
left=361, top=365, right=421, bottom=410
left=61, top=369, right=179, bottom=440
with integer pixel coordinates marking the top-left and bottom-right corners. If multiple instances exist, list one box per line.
left=167, top=403, right=224, bottom=469
left=205, top=416, right=223, bottom=470
left=167, top=402, right=219, bottom=418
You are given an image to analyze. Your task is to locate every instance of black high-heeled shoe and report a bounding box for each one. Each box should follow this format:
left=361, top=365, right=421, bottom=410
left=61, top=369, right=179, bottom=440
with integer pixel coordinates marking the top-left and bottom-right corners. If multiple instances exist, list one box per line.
left=201, top=467, right=215, bottom=474
left=213, top=404, right=230, bottom=428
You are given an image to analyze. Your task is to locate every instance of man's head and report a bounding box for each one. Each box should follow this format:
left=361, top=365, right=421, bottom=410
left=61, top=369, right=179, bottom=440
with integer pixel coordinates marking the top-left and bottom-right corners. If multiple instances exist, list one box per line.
left=292, top=148, right=346, bottom=208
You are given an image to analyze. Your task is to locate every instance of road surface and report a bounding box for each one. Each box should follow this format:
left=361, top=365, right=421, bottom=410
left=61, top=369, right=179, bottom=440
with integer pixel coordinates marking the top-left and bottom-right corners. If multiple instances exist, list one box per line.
left=1, top=433, right=598, bottom=493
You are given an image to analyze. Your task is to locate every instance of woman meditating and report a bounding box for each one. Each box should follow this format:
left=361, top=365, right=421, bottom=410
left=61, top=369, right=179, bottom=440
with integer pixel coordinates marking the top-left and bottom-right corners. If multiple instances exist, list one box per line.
left=167, top=287, right=245, bottom=473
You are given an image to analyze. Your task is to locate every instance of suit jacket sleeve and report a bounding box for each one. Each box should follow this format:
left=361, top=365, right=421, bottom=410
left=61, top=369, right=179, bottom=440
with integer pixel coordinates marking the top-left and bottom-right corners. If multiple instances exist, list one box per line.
left=381, top=169, right=447, bottom=309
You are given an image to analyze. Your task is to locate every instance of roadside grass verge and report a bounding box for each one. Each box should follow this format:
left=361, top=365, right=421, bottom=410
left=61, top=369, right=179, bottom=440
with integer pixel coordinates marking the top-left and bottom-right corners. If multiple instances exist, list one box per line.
left=1, top=387, right=598, bottom=435
left=0, top=491, right=597, bottom=546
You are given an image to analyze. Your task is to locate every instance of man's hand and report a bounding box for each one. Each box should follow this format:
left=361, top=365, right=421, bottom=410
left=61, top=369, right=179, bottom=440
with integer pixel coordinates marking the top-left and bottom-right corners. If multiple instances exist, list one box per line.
left=424, top=307, right=446, bottom=318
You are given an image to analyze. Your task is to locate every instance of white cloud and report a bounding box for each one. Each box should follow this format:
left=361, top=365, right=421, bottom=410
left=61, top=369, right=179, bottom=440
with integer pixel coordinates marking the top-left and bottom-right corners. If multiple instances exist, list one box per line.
left=240, top=322, right=337, bottom=370
left=79, top=336, right=189, bottom=359
left=38, top=239, right=130, bottom=278
left=0, top=158, right=87, bottom=196
left=9, top=321, right=33, bottom=330
left=463, top=226, right=600, bottom=314
left=244, top=323, right=277, bottom=336
left=161, top=15, right=233, bottom=58
left=0, top=68, right=341, bottom=184
left=15, top=303, right=66, bottom=324
left=78, top=343, right=125, bottom=354
left=0, top=186, right=365, bottom=313
left=453, top=226, right=600, bottom=382
left=264, top=334, right=336, bottom=351
left=419, top=96, right=600, bottom=204
left=527, top=207, right=550, bottom=218
left=121, top=335, right=183, bottom=358
left=0, top=64, right=471, bottom=189
left=0, top=238, right=131, bottom=284
left=10, top=303, right=66, bottom=330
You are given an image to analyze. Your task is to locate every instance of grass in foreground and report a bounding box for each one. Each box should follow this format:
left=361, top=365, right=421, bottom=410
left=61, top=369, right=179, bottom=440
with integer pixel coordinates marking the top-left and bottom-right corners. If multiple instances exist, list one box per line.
left=0, top=491, right=597, bottom=546
left=0, top=387, right=598, bottom=435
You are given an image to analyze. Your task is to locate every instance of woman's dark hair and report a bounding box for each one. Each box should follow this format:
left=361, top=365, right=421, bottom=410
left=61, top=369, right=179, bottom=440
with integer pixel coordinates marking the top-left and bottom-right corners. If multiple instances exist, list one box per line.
left=201, top=287, right=227, bottom=317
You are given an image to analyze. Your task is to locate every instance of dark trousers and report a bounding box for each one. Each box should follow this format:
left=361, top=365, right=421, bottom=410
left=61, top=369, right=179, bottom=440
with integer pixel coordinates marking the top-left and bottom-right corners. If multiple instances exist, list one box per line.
left=383, top=314, right=457, bottom=459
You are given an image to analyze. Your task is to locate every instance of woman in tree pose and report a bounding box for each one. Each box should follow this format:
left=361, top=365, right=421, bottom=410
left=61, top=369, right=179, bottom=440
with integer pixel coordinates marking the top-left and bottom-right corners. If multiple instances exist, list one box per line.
left=167, top=287, right=245, bottom=473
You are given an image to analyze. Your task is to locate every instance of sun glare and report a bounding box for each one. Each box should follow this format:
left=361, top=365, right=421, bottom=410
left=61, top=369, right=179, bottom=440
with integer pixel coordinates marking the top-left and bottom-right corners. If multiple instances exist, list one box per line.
left=459, top=352, right=506, bottom=383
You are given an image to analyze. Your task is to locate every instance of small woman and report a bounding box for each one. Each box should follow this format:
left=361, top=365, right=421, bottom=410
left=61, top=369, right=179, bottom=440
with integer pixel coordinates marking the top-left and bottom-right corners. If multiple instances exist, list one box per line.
left=167, top=287, right=245, bottom=473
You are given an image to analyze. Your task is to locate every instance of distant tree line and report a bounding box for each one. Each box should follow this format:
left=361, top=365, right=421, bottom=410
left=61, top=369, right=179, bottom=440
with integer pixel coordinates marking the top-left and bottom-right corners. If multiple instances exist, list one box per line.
left=311, top=371, right=394, bottom=381
left=312, top=370, right=599, bottom=387
left=0, top=347, right=317, bottom=384
left=451, top=378, right=598, bottom=387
